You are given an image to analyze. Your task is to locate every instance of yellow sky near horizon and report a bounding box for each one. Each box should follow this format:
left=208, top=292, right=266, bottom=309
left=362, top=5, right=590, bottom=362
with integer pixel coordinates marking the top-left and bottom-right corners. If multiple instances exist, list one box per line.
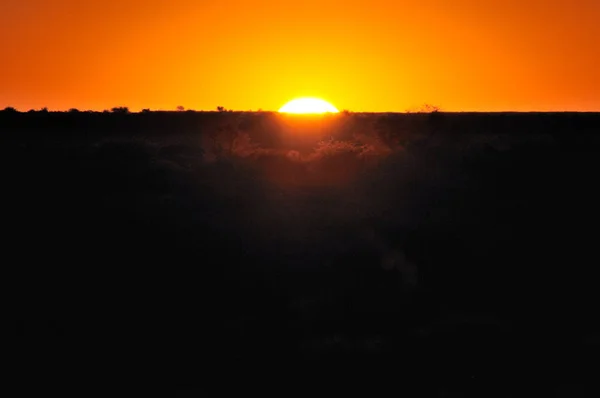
left=1, top=0, right=599, bottom=112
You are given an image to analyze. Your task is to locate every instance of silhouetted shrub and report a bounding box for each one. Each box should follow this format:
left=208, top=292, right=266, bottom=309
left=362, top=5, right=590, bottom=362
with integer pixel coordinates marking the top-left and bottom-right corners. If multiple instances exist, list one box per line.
left=406, top=103, right=441, bottom=113
left=111, top=106, right=130, bottom=114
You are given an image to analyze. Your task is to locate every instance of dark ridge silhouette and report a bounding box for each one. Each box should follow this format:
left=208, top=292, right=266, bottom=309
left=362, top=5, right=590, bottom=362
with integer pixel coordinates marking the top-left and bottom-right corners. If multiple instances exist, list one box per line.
left=4, top=110, right=600, bottom=396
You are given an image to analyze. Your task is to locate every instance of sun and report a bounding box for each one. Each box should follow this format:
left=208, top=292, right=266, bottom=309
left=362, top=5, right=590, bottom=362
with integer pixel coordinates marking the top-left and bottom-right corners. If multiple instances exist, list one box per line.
left=279, top=97, right=339, bottom=114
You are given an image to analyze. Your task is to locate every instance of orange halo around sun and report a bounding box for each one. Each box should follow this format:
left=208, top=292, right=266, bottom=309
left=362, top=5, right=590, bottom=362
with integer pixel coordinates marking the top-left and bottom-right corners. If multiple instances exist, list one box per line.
left=279, top=98, right=339, bottom=114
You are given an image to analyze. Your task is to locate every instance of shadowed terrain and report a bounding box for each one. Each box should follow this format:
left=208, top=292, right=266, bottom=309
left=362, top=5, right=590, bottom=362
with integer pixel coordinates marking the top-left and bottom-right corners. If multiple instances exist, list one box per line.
left=5, top=110, right=600, bottom=396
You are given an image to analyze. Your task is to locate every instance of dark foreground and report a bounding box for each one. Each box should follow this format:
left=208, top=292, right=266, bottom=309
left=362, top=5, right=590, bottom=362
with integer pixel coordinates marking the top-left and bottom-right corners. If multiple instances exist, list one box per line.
left=5, top=110, right=600, bottom=396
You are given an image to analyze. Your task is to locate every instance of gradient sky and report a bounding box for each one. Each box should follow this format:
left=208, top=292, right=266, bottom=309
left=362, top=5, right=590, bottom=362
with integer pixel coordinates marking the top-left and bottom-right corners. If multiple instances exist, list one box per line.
left=1, top=0, right=599, bottom=111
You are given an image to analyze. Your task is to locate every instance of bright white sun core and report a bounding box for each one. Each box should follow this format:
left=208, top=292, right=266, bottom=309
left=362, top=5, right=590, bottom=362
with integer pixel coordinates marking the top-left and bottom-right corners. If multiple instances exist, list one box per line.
left=279, top=98, right=339, bottom=114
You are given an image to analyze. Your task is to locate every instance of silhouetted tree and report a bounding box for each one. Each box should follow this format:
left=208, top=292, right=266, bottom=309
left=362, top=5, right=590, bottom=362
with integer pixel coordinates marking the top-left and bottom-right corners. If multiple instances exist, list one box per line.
left=404, top=103, right=441, bottom=113
left=2, top=106, right=18, bottom=113
left=111, top=106, right=130, bottom=114
left=177, top=105, right=185, bottom=112
left=141, top=108, right=151, bottom=113
left=421, top=103, right=440, bottom=113
left=69, top=108, right=80, bottom=113
left=40, top=107, right=49, bottom=113
left=217, top=106, right=226, bottom=112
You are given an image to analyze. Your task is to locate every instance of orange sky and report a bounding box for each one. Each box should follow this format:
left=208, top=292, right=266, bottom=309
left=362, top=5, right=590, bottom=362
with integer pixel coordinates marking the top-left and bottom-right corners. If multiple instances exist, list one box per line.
left=1, top=0, right=599, bottom=112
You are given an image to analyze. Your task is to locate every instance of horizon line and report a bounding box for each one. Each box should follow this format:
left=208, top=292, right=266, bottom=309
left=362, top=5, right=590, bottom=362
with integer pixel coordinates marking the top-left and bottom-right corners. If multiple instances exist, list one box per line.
left=2, top=107, right=600, bottom=114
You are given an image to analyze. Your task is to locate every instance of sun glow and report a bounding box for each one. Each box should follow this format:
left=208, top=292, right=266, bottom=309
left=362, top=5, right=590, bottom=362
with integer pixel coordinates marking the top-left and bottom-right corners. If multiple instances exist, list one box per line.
left=279, top=98, right=339, bottom=114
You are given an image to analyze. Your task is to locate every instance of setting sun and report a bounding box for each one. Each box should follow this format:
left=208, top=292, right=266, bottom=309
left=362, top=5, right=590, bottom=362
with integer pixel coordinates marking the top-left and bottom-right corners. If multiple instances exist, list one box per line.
left=279, top=98, right=339, bottom=114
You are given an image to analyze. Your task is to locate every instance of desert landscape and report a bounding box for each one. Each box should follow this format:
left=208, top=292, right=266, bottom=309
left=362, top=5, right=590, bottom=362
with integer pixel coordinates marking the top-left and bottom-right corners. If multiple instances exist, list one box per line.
left=5, top=108, right=600, bottom=395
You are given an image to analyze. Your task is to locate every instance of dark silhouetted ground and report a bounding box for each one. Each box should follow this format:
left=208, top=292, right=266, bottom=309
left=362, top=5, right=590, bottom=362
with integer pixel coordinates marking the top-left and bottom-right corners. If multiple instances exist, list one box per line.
left=4, top=109, right=600, bottom=397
